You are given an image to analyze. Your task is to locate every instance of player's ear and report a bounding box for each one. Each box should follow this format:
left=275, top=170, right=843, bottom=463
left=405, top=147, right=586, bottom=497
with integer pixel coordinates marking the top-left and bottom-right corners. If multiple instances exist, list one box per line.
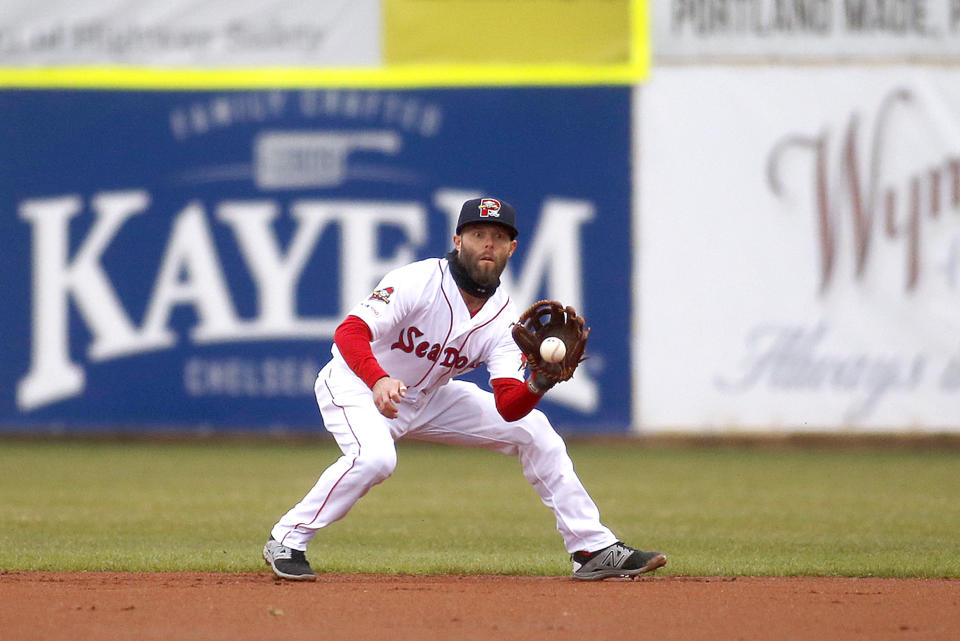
left=508, top=239, right=517, bottom=257
left=453, top=234, right=462, bottom=251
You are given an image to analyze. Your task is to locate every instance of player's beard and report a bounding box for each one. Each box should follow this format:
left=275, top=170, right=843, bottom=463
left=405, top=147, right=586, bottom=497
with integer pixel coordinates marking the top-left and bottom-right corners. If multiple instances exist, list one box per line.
left=446, top=248, right=504, bottom=299
left=457, top=244, right=507, bottom=288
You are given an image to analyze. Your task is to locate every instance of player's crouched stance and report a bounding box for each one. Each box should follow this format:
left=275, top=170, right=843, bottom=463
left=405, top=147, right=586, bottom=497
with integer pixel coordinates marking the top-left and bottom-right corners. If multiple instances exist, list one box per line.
left=262, top=197, right=666, bottom=582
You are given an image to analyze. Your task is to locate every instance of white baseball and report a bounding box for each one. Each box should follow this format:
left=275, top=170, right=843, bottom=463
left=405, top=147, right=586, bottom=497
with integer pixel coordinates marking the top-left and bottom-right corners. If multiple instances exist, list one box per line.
left=540, top=336, right=566, bottom=363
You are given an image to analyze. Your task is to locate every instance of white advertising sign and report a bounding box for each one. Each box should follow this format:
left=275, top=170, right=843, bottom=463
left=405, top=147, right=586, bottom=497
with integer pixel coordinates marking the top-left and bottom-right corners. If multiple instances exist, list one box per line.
left=0, top=0, right=380, bottom=66
left=656, top=0, right=960, bottom=60
left=636, top=67, right=960, bottom=431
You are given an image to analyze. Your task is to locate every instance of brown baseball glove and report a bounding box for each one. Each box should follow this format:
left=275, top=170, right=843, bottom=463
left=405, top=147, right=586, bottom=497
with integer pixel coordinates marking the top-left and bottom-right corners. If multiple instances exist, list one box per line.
left=511, top=300, right=590, bottom=390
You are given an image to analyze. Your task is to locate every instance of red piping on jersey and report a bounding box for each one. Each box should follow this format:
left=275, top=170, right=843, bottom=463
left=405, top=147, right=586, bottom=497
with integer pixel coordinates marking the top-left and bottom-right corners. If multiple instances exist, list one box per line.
left=458, top=297, right=511, bottom=355
left=435, top=296, right=512, bottom=389
left=282, top=374, right=360, bottom=544
left=412, top=259, right=455, bottom=388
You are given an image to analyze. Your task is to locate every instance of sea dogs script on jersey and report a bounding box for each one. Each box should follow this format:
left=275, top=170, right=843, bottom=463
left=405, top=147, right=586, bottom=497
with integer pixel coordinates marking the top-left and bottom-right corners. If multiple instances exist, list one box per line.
left=390, top=325, right=482, bottom=370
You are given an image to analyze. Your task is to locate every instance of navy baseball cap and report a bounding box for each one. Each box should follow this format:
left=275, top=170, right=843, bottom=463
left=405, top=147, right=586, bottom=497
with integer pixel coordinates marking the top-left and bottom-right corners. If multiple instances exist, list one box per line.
left=456, top=198, right=518, bottom=239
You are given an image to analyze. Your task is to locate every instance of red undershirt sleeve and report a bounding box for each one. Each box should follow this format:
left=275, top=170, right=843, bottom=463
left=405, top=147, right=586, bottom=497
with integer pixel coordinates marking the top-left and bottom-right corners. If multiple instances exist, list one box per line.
left=491, top=377, right=543, bottom=422
left=333, top=315, right=389, bottom=389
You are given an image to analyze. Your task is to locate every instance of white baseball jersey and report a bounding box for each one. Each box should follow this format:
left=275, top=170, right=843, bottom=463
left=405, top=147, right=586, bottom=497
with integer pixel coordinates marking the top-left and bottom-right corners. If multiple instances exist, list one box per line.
left=338, top=256, right=525, bottom=400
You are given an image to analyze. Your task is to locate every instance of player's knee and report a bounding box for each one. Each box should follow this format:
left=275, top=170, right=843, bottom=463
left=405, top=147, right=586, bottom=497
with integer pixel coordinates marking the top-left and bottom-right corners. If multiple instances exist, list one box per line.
left=521, top=410, right=567, bottom=457
left=537, top=431, right=568, bottom=463
left=356, top=447, right=397, bottom=483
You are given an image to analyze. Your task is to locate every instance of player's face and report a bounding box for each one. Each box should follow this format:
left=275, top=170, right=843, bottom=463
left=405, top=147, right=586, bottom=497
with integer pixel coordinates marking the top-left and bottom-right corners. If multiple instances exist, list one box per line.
left=454, top=223, right=517, bottom=286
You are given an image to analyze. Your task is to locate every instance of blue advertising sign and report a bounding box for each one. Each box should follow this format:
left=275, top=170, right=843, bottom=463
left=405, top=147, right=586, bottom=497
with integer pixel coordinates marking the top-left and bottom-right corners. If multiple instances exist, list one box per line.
left=0, top=88, right=632, bottom=433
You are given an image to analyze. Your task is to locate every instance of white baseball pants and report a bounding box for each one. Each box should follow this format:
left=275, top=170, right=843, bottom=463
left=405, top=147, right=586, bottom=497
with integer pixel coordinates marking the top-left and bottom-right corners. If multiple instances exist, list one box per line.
left=271, top=365, right=618, bottom=554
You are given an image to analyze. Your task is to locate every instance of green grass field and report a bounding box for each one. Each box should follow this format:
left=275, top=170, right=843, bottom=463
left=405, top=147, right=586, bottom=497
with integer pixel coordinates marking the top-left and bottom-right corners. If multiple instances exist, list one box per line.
left=1, top=438, right=958, bottom=577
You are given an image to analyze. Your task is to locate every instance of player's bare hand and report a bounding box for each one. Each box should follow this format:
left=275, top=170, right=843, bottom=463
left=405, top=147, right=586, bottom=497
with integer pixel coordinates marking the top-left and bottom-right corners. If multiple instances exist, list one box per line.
left=373, top=377, right=407, bottom=419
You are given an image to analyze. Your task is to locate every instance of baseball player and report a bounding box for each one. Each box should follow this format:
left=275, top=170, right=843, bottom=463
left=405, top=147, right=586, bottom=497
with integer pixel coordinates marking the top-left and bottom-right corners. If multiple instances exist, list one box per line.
left=263, top=197, right=666, bottom=581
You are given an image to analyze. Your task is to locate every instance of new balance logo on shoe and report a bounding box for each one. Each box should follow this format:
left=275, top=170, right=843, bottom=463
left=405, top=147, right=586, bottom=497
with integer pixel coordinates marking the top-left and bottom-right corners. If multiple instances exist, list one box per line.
left=599, top=547, right=629, bottom=568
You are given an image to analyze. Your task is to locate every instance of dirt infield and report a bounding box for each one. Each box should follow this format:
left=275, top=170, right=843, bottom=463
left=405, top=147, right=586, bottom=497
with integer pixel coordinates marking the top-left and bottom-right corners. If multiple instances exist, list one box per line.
left=2, top=572, right=958, bottom=641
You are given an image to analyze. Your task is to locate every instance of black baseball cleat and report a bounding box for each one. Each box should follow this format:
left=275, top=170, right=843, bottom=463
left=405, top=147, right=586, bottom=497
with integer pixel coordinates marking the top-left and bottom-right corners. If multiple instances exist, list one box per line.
left=263, top=536, right=317, bottom=581
left=571, top=541, right=667, bottom=580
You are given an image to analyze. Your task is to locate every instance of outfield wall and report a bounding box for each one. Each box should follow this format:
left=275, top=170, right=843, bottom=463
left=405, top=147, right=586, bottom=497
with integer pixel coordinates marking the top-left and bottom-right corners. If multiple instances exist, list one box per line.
left=3, top=2, right=959, bottom=434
